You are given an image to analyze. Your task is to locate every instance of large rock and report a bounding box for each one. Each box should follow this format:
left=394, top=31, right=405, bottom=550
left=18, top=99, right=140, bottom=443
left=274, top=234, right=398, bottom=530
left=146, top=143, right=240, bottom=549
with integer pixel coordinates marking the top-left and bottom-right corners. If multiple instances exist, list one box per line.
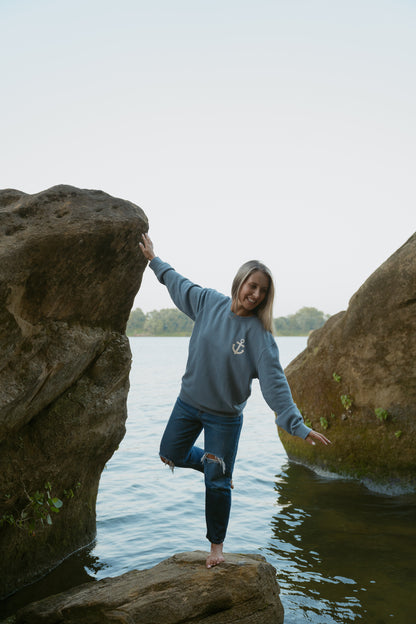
left=0, top=185, right=148, bottom=598
left=279, top=233, right=416, bottom=493
left=13, top=551, right=284, bottom=624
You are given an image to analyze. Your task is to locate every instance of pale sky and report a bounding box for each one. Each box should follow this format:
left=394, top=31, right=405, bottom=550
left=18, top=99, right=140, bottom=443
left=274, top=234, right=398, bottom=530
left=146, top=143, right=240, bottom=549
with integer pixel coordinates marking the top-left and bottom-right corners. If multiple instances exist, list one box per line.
left=2, top=0, right=415, bottom=316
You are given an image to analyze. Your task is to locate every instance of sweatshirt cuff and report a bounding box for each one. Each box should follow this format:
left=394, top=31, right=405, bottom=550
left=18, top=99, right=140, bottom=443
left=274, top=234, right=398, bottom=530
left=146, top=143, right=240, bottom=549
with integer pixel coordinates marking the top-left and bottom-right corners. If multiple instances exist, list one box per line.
left=292, top=422, right=312, bottom=440
left=149, top=257, right=172, bottom=282
left=149, top=256, right=162, bottom=270
left=274, top=413, right=312, bottom=440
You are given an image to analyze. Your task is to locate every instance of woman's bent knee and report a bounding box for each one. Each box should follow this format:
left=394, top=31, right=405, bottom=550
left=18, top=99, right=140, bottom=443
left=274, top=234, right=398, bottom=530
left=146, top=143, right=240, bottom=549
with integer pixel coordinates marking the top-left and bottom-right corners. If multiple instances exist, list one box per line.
left=160, top=454, right=175, bottom=471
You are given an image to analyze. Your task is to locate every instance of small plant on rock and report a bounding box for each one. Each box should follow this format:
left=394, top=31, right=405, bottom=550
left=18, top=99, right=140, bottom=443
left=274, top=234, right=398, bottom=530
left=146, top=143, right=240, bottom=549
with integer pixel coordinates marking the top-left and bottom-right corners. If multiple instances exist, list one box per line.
left=340, top=394, right=353, bottom=411
left=374, top=408, right=389, bottom=422
left=0, top=482, right=64, bottom=533
left=320, top=417, right=329, bottom=430
left=63, top=482, right=81, bottom=499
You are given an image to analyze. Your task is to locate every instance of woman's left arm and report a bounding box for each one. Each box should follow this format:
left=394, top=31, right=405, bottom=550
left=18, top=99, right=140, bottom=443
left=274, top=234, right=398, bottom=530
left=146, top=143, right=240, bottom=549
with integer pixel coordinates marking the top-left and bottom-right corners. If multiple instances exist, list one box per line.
left=258, top=340, right=331, bottom=446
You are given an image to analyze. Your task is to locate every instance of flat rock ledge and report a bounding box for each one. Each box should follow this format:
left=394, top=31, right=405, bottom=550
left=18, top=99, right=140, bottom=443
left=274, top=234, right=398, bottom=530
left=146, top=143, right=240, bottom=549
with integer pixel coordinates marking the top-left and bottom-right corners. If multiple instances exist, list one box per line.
left=11, top=551, right=284, bottom=624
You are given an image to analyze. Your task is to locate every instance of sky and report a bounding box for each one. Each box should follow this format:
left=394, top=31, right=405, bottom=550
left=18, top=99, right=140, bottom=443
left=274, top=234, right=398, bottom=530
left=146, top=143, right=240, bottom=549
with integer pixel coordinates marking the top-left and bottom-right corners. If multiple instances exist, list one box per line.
left=1, top=0, right=415, bottom=317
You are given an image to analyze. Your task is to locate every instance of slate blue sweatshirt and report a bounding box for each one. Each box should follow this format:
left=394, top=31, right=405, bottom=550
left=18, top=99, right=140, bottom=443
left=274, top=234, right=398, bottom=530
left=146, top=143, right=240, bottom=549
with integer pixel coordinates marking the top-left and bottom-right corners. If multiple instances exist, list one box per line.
left=149, top=257, right=311, bottom=439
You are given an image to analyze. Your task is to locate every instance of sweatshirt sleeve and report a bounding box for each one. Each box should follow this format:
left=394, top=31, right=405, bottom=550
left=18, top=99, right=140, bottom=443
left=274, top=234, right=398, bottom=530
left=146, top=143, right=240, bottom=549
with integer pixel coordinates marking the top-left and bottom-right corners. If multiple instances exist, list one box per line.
left=257, top=338, right=311, bottom=439
left=148, top=257, right=207, bottom=320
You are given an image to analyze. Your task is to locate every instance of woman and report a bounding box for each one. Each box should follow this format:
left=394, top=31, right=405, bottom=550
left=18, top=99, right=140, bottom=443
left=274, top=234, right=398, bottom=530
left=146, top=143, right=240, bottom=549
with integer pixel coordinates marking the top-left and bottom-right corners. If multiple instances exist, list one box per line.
left=139, top=233, right=330, bottom=569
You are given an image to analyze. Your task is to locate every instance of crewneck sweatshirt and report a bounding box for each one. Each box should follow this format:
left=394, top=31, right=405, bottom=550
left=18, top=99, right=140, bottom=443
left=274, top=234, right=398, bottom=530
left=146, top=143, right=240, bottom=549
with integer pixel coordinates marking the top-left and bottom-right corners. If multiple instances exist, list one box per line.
left=149, top=257, right=311, bottom=439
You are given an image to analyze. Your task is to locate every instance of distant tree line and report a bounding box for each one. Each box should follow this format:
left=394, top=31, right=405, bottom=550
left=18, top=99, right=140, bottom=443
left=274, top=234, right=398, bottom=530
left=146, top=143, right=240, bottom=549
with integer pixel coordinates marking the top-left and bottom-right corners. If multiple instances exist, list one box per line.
left=126, top=308, right=194, bottom=337
left=274, top=307, right=330, bottom=336
left=126, top=306, right=329, bottom=337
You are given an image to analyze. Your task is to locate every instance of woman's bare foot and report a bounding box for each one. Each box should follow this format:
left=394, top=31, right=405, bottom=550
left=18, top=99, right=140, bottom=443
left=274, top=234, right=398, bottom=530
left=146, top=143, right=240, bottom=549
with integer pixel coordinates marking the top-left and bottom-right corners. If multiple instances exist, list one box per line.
left=206, top=543, right=225, bottom=569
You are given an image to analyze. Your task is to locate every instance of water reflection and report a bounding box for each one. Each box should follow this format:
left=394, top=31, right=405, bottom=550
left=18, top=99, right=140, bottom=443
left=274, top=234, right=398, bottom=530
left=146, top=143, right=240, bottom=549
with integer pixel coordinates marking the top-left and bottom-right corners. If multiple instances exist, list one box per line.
left=268, top=462, right=416, bottom=623
left=0, top=543, right=106, bottom=619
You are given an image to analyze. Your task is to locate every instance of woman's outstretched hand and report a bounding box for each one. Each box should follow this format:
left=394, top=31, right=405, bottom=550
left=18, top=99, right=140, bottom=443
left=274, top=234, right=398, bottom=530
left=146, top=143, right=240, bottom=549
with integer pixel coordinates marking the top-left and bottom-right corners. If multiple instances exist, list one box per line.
left=305, top=430, right=332, bottom=446
left=139, top=233, right=156, bottom=261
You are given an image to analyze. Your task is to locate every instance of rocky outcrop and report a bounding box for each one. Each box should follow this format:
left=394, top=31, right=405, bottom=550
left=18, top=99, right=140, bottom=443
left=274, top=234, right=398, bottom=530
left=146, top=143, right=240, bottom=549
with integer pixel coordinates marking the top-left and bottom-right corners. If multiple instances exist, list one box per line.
left=279, top=233, right=416, bottom=493
left=0, top=185, right=148, bottom=598
left=13, top=551, right=284, bottom=624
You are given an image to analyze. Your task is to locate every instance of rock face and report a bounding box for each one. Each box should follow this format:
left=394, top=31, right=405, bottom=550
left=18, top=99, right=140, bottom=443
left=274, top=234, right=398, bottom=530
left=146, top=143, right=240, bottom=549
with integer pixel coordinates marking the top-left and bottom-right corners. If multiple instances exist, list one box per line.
left=279, top=233, right=416, bottom=493
left=13, top=551, right=284, bottom=624
left=0, top=185, right=148, bottom=598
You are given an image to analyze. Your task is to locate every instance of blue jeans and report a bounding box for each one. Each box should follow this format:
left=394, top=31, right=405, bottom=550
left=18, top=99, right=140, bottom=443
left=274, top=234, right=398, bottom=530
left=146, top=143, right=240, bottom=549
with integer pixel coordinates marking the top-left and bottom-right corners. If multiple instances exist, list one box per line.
left=159, top=397, right=243, bottom=545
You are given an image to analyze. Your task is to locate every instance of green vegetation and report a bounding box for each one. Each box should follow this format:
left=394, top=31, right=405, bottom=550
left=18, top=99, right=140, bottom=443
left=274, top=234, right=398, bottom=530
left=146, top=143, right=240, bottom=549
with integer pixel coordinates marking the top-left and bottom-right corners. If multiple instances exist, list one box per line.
left=63, top=482, right=81, bottom=499
left=320, top=416, right=329, bottom=430
left=127, top=306, right=330, bottom=337
left=332, top=372, right=341, bottom=383
left=1, top=482, right=64, bottom=534
left=375, top=408, right=389, bottom=422
left=127, top=308, right=194, bottom=337
left=126, top=307, right=147, bottom=335
left=341, top=394, right=353, bottom=411
left=274, top=307, right=330, bottom=336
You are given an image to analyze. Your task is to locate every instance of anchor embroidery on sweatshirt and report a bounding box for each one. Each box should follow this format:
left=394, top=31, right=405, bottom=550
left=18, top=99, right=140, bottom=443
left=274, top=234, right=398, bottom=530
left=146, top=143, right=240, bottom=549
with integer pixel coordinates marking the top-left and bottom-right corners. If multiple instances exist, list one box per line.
left=232, top=338, right=245, bottom=355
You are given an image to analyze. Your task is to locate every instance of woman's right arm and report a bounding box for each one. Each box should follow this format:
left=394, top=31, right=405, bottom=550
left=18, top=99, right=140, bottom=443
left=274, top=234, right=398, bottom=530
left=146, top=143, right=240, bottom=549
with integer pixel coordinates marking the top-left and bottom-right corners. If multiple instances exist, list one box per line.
left=139, top=233, right=206, bottom=320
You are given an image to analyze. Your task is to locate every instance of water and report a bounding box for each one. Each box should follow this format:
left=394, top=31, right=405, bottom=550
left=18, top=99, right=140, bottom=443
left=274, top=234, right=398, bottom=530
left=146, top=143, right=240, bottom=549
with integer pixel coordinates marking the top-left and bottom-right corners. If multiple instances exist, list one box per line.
left=1, top=337, right=416, bottom=622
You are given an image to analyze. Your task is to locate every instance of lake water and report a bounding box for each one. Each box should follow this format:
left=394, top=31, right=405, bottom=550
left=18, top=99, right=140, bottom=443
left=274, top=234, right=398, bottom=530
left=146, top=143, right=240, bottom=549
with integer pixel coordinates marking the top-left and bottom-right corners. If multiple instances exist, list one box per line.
left=1, top=337, right=416, bottom=623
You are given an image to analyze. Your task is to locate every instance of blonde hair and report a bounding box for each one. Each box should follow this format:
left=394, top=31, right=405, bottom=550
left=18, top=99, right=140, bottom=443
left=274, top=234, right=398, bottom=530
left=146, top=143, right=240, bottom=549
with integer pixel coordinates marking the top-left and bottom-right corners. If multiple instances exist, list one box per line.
left=231, top=260, right=275, bottom=334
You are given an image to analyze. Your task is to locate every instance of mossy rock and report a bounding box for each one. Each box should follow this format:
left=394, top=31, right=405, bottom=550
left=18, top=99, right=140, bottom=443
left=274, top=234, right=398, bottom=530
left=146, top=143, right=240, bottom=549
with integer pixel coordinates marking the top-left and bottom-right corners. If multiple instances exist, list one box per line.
left=281, top=233, right=416, bottom=494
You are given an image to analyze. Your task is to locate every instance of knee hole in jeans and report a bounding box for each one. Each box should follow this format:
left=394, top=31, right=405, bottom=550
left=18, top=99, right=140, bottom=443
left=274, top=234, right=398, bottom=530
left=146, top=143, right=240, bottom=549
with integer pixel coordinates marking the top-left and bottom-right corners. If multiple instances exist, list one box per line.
left=160, top=455, right=175, bottom=472
left=201, top=452, right=226, bottom=474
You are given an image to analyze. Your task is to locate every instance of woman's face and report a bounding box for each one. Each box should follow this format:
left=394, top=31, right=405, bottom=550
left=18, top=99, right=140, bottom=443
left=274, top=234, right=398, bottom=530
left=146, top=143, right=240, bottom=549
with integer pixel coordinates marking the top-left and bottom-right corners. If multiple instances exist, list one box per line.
left=235, top=270, right=269, bottom=316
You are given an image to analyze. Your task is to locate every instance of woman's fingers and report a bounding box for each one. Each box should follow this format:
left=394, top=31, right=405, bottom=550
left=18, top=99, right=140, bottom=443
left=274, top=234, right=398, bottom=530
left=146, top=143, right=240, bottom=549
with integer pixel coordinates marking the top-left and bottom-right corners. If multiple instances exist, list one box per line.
left=139, top=233, right=155, bottom=260
left=305, top=430, right=332, bottom=446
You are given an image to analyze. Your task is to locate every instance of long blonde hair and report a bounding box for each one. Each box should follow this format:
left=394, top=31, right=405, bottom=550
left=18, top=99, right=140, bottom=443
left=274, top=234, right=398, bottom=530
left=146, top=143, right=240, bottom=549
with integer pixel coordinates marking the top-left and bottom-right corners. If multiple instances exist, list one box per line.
left=231, top=260, right=275, bottom=334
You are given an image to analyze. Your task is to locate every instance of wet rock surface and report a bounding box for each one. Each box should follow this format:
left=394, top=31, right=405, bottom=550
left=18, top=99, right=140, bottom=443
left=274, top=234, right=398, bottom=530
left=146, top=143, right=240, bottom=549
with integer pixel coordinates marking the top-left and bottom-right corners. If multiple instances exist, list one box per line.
left=12, top=551, right=284, bottom=624
left=280, top=233, right=416, bottom=492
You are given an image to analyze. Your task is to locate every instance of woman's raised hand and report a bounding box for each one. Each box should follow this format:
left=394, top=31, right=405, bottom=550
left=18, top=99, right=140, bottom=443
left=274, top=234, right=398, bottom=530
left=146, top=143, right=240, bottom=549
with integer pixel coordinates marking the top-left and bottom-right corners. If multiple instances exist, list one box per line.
left=139, top=233, right=156, bottom=261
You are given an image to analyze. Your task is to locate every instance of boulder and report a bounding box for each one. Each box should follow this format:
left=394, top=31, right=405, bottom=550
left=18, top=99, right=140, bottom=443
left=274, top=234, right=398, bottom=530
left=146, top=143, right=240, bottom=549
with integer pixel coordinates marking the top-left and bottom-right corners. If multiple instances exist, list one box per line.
left=13, top=551, right=284, bottom=624
left=279, top=233, right=416, bottom=493
left=0, top=185, right=148, bottom=598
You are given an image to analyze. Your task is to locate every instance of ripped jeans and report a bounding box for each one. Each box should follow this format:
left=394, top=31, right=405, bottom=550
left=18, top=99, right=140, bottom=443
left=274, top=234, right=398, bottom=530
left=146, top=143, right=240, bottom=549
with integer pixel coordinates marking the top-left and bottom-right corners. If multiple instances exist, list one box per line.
left=159, top=397, right=243, bottom=545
